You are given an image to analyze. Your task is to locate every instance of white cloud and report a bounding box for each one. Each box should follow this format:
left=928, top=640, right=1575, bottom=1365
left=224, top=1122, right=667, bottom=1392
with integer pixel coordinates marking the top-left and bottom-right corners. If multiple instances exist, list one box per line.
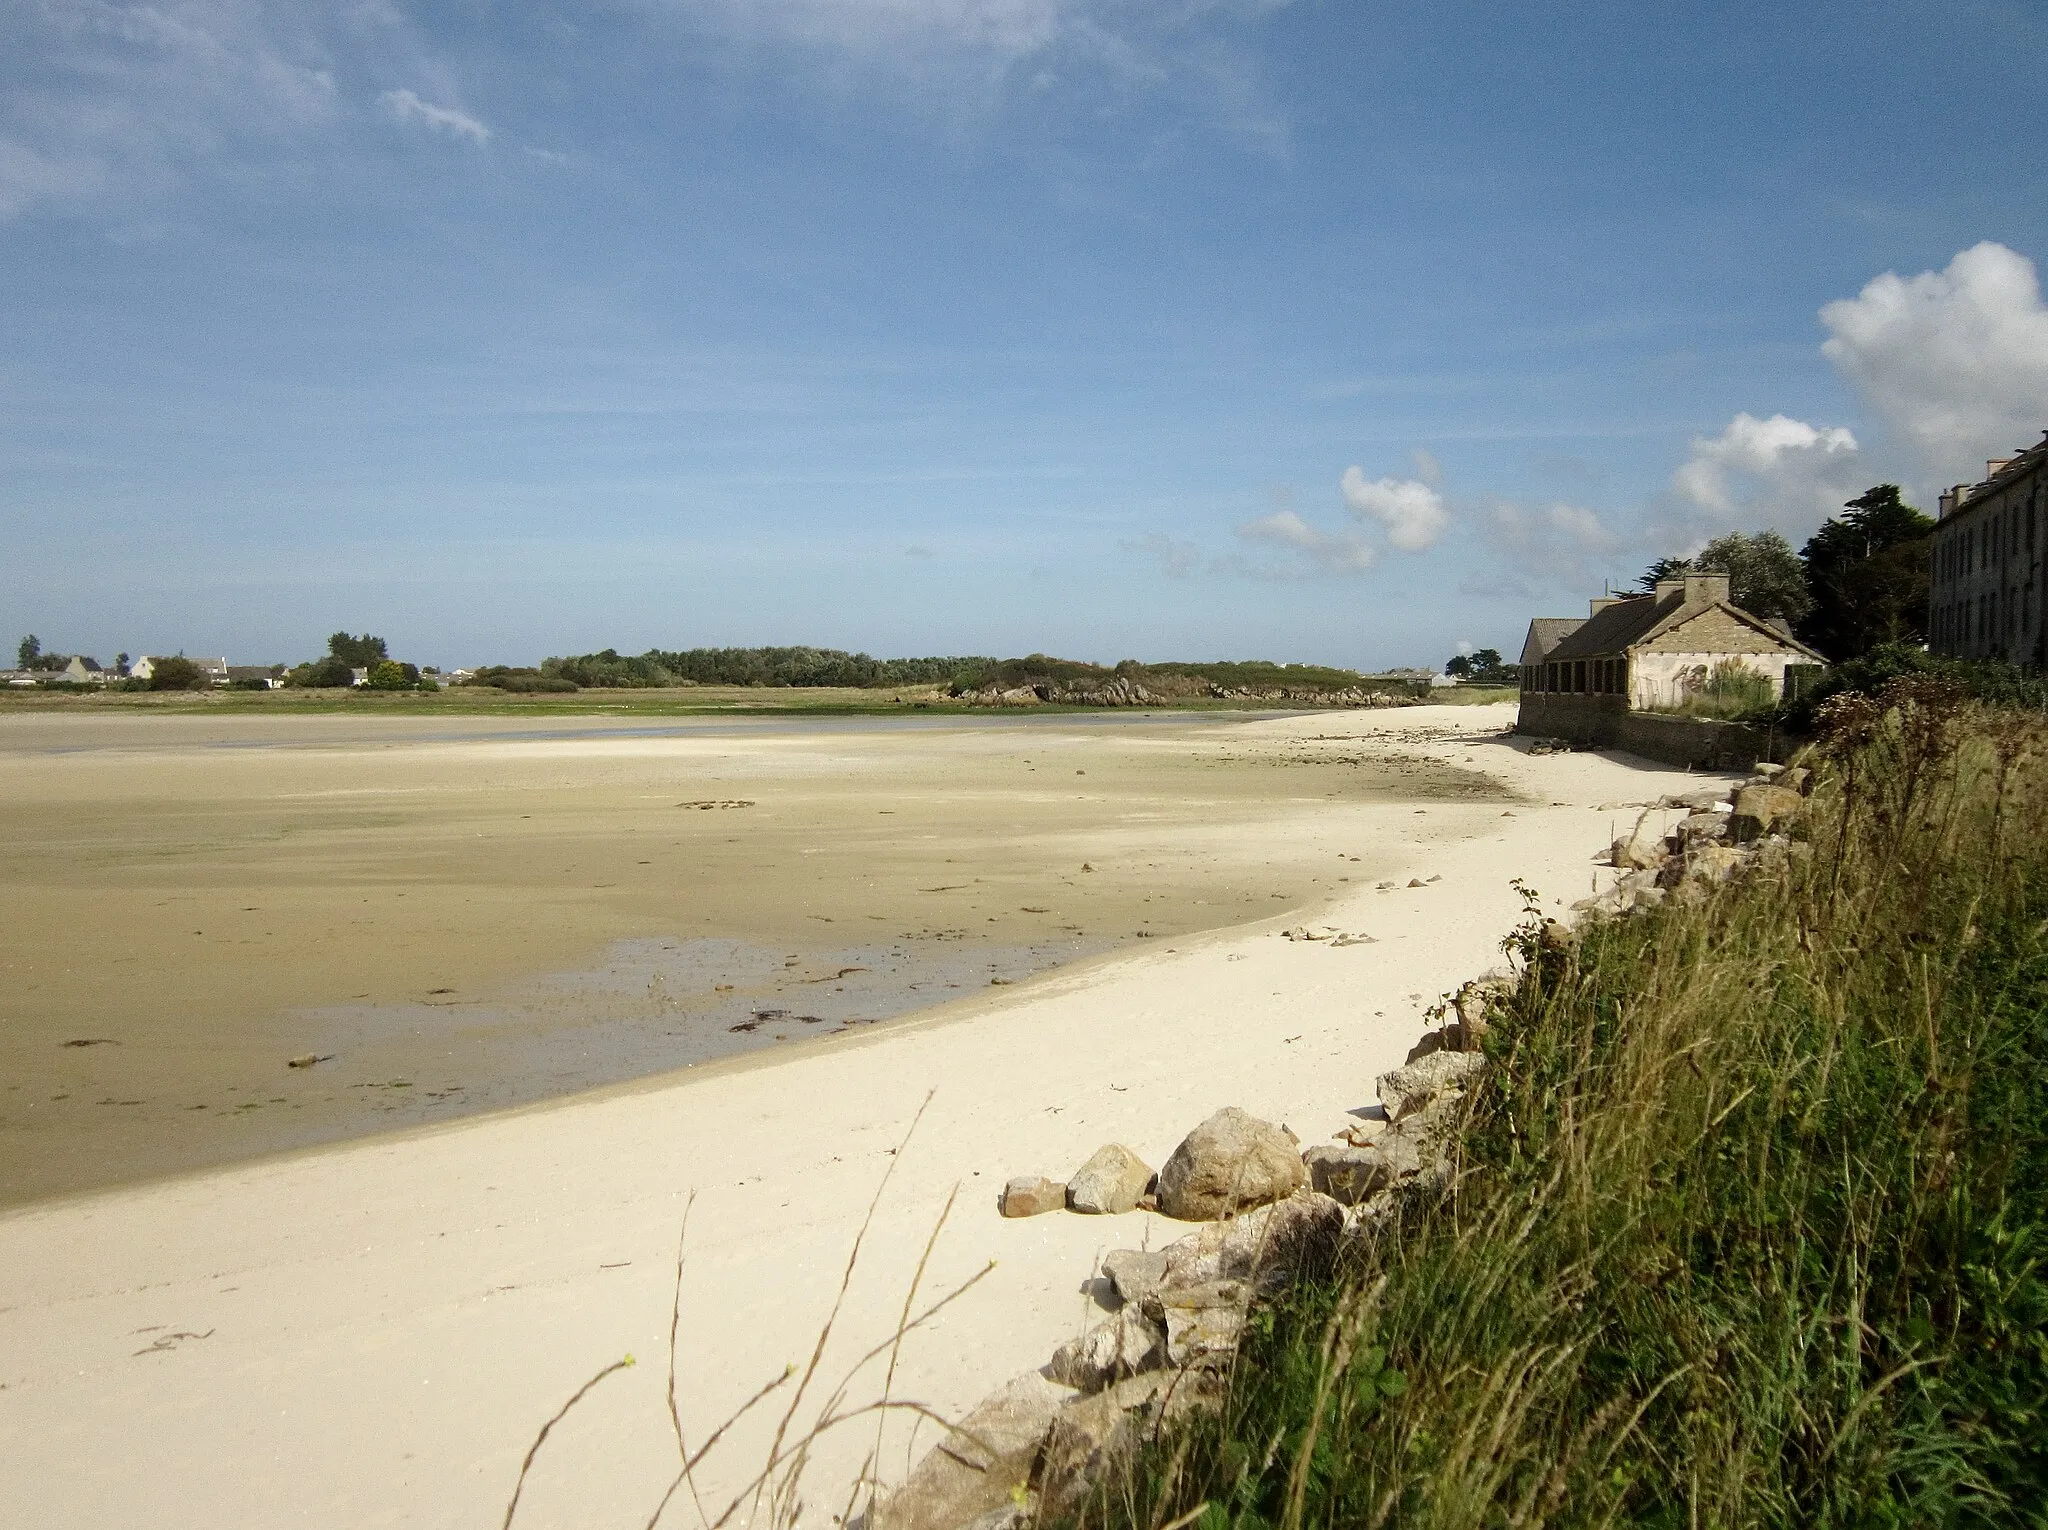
left=1340, top=467, right=1448, bottom=551
left=647, top=0, right=1290, bottom=146
left=1667, top=412, right=1861, bottom=538
left=1481, top=498, right=1623, bottom=591
left=1236, top=510, right=1377, bottom=574
left=1820, top=241, right=2048, bottom=486
left=677, top=0, right=1070, bottom=57
left=380, top=89, right=489, bottom=145
left=0, top=1, right=440, bottom=218
left=1409, top=447, right=1442, bottom=486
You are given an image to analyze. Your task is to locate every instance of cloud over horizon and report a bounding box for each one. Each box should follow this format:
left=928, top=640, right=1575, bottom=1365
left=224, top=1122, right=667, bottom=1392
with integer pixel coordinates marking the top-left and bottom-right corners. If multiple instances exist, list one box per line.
left=1666, top=412, right=1862, bottom=540
left=1340, top=467, right=1448, bottom=551
left=1820, top=241, right=2048, bottom=487
left=1236, top=509, right=1377, bottom=574
left=380, top=89, right=490, bottom=144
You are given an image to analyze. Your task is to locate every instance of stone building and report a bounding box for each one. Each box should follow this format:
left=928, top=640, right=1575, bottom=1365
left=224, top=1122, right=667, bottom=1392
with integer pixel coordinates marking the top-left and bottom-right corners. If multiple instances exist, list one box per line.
left=1518, top=572, right=1825, bottom=747
left=1930, top=432, right=2048, bottom=666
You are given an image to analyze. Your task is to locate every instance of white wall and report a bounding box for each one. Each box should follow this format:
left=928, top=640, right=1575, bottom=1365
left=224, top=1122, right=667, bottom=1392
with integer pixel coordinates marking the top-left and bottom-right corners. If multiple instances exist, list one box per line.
left=1630, top=651, right=1797, bottom=710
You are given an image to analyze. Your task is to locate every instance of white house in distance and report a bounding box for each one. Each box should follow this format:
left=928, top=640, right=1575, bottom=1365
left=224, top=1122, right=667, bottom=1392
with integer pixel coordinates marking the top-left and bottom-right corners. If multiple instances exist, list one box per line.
left=128, top=656, right=230, bottom=686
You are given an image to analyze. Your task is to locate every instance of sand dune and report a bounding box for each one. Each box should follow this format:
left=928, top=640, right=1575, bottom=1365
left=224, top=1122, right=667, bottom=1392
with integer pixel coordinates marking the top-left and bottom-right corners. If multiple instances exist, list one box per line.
left=0, top=704, right=1722, bottom=1529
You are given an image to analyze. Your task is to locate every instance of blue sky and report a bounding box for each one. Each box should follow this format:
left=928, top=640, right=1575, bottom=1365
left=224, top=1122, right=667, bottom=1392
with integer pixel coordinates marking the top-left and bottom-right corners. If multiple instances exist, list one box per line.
left=5, top=0, right=2048, bottom=671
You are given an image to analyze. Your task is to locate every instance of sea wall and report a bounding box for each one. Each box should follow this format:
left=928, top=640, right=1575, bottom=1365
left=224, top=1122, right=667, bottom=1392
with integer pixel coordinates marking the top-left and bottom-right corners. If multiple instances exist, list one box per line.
left=1517, top=692, right=1776, bottom=770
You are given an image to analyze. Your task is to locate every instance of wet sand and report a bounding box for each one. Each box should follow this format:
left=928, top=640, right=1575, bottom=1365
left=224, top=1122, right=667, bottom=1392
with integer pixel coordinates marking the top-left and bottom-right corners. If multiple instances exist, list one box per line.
left=0, top=708, right=1508, bottom=1206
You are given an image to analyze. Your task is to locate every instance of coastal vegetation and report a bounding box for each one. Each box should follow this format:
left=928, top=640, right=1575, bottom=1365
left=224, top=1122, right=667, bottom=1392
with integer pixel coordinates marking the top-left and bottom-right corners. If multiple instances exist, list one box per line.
left=1065, top=681, right=2048, bottom=1529
left=499, top=649, right=1420, bottom=699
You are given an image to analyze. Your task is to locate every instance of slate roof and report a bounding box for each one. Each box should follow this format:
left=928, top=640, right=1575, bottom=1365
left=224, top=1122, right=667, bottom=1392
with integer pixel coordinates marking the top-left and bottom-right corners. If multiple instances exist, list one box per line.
left=1545, top=588, right=1825, bottom=663
left=1546, top=593, right=1675, bottom=660
left=1519, top=618, right=1583, bottom=667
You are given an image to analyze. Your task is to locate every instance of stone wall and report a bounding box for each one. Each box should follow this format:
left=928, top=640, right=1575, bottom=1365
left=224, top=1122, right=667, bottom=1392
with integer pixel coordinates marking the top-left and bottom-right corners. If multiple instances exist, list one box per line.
left=1517, top=692, right=1777, bottom=770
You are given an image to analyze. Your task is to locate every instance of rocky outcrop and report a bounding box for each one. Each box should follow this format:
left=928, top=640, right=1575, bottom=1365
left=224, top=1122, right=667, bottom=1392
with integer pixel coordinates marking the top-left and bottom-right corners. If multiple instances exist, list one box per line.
left=1579, top=762, right=1812, bottom=920
left=1375, top=1050, right=1488, bottom=1122
left=961, top=677, right=1158, bottom=707
left=1066, top=1145, right=1153, bottom=1215
left=1155, top=1108, right=1305, bottom=1221
left=871, top=1371, right=1076, bottom=1530
left=1205, top=685, right=1413, bottom=708
left=1047, top=1305, right=1163, bottom=1390
left=880, top=1190, right=1341, bottom=1530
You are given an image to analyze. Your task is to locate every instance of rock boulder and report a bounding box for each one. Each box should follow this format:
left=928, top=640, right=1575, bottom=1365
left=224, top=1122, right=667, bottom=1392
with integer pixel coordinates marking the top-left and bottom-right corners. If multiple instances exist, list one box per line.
left=1728, top=784, right=1804, bottom=843
left=1155, top=1107, right=1304, bottom=1221
left=871, top=1371, right=1074, bottom=1530
left=1067, top=1144, right=1153, bottom=1215
left=1375, top=1050, right=1488, bottom=1121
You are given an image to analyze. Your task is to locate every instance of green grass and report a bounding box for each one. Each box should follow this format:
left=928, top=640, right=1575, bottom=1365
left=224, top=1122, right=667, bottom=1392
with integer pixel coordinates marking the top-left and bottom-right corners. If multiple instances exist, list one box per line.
left=1073, top=679, right=2048, bottom=1530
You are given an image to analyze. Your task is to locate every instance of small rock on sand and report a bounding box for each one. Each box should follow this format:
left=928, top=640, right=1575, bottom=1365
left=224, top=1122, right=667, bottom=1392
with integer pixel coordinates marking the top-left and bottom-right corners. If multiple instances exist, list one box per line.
left=1000, top=1176, right=1066, bottom=1218
left=1067, top=1145, right=1153, bottom=1215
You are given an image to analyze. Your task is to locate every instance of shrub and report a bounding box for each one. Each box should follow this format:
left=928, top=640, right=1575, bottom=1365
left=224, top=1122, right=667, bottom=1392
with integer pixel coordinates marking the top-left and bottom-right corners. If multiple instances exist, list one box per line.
left=147, top=656, right=206, bottom=691
left=286, top=656, right=355, bottom=688
left=468, top=666, right=578, bottom=693
left=364, top=660, right=421, bottom=691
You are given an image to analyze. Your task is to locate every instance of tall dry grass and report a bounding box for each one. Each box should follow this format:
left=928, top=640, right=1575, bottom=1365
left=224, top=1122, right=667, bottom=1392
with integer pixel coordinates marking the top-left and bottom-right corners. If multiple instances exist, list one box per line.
left=1075, top=679, right=2048, bottom=1529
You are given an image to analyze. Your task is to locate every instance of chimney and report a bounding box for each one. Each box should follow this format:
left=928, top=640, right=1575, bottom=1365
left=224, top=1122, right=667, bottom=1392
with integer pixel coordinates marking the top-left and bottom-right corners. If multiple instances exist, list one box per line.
left=1988, top=457, right=2017, bottom=478
left=1589, top=596, right=1623, bottom=615
left=1684, top=572, right=1730, bottom=606
left=1653, top=578, right=1686, bottom=602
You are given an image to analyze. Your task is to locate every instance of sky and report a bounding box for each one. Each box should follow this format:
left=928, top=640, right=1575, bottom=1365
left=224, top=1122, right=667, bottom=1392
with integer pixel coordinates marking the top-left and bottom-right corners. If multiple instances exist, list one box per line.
left=4, top=0, right=2048, bottom=672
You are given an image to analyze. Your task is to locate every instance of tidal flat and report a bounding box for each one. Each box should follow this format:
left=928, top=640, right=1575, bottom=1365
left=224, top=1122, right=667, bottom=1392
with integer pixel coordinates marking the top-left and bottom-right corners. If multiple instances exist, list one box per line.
left=0, top=708, right=1509, bottom=1206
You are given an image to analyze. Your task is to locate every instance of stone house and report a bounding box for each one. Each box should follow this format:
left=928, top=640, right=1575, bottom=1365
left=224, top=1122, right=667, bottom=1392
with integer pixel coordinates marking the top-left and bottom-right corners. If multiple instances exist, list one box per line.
left=1518, top=573, right=1825, bottom=745
left=1930, top=432, right=2048, bottom=666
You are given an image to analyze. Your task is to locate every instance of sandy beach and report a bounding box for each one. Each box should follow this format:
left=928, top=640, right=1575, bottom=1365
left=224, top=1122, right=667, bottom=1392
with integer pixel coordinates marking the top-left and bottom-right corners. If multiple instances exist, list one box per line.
left=0, top=705, right=1501, bottom=1207
left=0, top=703, right=1724, bottom=1529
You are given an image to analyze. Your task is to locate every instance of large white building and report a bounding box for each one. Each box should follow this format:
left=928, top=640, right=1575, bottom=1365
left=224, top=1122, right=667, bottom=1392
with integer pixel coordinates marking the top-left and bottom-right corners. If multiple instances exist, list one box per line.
left=1930, top=433, right=2048, bottom=667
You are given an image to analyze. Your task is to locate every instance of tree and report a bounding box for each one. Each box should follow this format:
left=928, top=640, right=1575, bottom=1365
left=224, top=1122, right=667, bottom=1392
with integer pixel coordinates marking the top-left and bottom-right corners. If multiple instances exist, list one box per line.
left=327, top=632, right=389, bottom=667
left=287, top=655, right=356, bottom=688
left=1694, top=531, right=1813, bottom=623
left=1636, top=557, right=1691, bottom=592
left=147, top=656, right=205, bottom=691
left=1446, top=648, right=1512, bottom=683
left=364, top=659, right=421, bottom=691
left=1798, top=485, right=1935, bottom=660
left=17, top=635, right=39, bottom=670
left=1637, top=533, right=1812, bottom=622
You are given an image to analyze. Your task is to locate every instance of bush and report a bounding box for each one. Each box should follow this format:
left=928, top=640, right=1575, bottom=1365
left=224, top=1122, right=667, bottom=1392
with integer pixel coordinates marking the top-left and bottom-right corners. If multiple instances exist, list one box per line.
left=286, top=656, right=355, bottom=688
left=364, top=660, right=422, bottom=691
left=468, top=666, right=578, bottom=693
left=147, top=656, right=206, bottom=691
